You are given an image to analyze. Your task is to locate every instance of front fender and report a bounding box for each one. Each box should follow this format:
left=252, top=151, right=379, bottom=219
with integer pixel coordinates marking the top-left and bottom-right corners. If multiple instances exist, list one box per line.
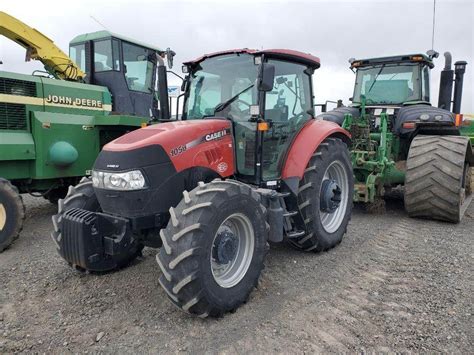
left=281, top=119, right=351, bottom=180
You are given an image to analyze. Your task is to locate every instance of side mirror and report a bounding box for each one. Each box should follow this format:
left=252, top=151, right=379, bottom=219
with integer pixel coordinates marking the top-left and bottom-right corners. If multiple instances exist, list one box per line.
left=258, top=63, right=275, bottom=92
left=181, top=75, right=189, bottom=92
left=166, top=47, right=176, bottom=69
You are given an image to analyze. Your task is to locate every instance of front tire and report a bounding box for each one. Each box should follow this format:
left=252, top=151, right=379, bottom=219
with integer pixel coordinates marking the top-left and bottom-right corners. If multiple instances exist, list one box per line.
left=289, top=138, right=353, bottom=252
left=157, top=180, right=268, bottom=318
left=44, top=186, right=68, bottom=205
left=0, top=179, right=25, bottom=252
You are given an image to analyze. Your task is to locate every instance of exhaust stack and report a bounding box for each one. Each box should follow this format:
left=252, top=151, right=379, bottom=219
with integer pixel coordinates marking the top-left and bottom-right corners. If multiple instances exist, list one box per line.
left=438, top=52, right=453, bottom=111
left=452, top=60, right=467, bottom=114
left=157, top=54, right=170, bottom=120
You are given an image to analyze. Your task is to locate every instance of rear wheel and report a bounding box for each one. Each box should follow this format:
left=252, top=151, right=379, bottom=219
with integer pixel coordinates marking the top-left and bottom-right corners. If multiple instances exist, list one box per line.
left=405, top=135, right=471, bottom=223
left=51, top=177, right=143, bottom=271
left=0, top=179, right=25, bottom=252
left=289, top=138, right=353, bottom=252
left=156, top=180, right=268, bottom=318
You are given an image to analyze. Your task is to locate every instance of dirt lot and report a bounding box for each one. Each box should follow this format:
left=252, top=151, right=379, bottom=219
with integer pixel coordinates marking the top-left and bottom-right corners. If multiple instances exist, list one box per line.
left=0, top=195, right=472, bottom=353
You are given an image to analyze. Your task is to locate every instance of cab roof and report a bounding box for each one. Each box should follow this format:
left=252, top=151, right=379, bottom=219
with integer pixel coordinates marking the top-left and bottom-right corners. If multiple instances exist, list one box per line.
left=70, top=30, right=163, bottom=53
left=350, top=53, right=434, bottom=69
left=184, top=48, right=321, bottom=69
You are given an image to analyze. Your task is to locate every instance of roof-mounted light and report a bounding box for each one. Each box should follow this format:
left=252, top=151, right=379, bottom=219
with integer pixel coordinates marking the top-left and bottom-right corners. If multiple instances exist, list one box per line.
left=411, top=55, right=424, bottom=62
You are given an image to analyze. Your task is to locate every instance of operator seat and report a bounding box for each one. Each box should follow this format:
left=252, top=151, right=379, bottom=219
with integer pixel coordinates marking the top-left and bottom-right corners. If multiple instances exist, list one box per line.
left=94, top=62, right=105, bottom=72
left=266, top=105, right=289, bottom=122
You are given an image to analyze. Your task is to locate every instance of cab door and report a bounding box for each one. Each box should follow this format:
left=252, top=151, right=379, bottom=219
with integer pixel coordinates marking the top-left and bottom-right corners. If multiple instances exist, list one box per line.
left=260, top=60, right=313, bottom=181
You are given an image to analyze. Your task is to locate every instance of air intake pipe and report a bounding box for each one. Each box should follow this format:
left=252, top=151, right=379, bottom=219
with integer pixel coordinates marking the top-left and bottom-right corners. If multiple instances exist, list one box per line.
left=452, top=60, right=467, bottom=114
left=438, top=52, right=453, bottom=111
left=157, top=54, right=170, bottom=120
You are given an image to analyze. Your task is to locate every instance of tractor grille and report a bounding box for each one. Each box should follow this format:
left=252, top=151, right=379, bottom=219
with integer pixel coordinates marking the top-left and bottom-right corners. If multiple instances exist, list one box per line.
left=0, top=103, right=27, bottom=130
left=0, top=77, right=37, bottom=96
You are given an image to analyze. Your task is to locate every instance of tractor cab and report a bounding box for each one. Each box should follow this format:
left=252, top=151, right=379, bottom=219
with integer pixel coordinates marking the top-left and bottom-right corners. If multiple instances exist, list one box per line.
left=182, top=49, right=319, bottom=185
left=350, top=54, right=434, bottom=107
left=69, top=31, right=171, bottom=118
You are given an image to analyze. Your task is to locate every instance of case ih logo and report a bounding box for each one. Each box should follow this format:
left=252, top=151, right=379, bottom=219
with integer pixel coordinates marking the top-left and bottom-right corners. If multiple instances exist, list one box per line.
left=217, top=162, right=228, bottom=173
left=205, top=129, right=227, bottom=142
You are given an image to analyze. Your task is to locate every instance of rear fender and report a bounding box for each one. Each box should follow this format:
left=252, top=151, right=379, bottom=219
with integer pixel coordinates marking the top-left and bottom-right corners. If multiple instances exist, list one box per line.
left=281, top=119, right=351, bottom=182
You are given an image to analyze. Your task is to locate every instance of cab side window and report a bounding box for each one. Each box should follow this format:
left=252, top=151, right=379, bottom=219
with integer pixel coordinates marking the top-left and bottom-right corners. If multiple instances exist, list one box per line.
left=261, top=60, right=312, bottom=180
left=94, top=40, right=113, bottom=72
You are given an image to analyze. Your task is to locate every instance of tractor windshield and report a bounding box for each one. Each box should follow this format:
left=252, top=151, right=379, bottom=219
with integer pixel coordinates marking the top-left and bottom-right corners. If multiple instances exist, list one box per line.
left=353, top=64, right=422, bottom=105
left=184, top=54, right=258, bottom=120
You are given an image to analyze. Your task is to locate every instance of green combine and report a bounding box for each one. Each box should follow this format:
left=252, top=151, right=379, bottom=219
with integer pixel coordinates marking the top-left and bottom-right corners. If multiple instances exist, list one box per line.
left=320, top=50, right=473, bottom=222
left=0, top=12, right=173, bottom=251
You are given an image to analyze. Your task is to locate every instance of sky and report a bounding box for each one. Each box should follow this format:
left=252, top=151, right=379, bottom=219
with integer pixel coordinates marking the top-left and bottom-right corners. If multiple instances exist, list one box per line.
left=1, top=0, right=473, bottom=112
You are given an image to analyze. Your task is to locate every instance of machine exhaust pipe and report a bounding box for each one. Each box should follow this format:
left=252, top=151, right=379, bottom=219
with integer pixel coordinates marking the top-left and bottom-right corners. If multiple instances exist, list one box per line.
left=452, top=60, right=467, bottom=114
left=157, top=54, right=170, bottom=120
left=438, top=52, right=454, bottom=111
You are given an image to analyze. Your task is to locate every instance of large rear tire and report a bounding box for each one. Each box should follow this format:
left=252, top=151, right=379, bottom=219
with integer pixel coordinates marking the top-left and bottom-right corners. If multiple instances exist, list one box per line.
left=289, top=138, right=353, bottom=252
left=0, top=179, right=25, bottom=252
left=156, top=180, right=268, bottom=318
left=405, top=135, right=472, bottom=223
left=51, top=177, right=143, bottom=271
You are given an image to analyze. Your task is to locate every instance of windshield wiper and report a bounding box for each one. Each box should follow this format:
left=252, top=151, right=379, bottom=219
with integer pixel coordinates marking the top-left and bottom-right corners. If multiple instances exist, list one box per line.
left=213, top=83, right=255, bottom=114
left=367, top=64, right=385, bottom=94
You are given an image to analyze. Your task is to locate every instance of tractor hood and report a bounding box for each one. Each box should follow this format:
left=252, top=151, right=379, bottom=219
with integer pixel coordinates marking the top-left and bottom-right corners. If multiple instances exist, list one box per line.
left=95, top=119, right=232, bottom=172
left=92, top=119, right=235, bottom=218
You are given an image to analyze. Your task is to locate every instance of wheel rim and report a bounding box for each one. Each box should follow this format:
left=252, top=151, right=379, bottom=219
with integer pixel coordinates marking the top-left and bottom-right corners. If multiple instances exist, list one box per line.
left=211, top=213, right=254, bottom=288
left=0, top=203, right=6, bottom=231
left=319, top=160, right=349, bottom=233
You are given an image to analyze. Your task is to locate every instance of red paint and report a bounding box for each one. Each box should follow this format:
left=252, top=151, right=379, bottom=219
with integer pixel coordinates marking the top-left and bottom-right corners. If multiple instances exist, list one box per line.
left=104, top=120, right=235, bottom=177
left=184, top=48, right=320, bottom=68
left=282, top=120, right=351, bottom=179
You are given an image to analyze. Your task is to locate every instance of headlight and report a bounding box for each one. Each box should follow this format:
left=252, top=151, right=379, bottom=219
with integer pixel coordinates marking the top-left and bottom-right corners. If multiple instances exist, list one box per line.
left=92, top=170, right=146, bottom=191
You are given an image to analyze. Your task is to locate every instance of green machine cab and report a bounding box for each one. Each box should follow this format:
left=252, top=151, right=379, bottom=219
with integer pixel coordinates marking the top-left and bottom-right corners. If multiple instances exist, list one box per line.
left=320, top=50, right=473, bottom=223
left=0, top=12, right=173, bottom=251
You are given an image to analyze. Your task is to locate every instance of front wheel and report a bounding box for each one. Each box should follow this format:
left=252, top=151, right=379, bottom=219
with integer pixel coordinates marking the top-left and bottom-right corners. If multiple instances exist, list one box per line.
left=156, top=180, right=268, bottom=318
left=0, top=179, right=25, bottom=252
left=289, top=138, right=354, bottom=252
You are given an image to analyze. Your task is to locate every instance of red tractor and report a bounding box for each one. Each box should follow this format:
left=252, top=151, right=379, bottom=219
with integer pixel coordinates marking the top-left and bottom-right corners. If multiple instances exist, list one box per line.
left=52, top=49, right=353, bottom=317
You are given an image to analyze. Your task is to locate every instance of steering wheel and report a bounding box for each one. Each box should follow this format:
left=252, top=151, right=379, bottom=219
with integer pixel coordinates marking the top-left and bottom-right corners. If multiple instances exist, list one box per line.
left=288, top=112, right=306, bottom=127
left=234, top=99, right=252, bottom=108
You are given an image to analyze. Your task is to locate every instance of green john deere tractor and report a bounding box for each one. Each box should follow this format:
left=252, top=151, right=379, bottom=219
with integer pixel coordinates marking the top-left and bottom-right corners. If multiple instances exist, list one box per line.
left=320, top=50, right=473, bottom=222
left=0, top=12, right=174, bottom=251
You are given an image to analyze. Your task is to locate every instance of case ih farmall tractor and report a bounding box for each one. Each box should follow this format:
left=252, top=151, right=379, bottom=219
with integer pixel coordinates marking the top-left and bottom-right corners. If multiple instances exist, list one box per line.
left=320, top=51, right=473, bottom=222
left=52, top=49, right=353, bottom=317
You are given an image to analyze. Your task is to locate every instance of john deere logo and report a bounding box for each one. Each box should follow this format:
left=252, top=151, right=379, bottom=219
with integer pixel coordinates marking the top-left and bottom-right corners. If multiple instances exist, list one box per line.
left=46, top=94, right=103, bottom=108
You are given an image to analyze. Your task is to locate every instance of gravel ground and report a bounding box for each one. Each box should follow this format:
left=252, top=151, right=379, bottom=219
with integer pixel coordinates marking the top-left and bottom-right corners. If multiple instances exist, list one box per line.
left=0, top=195, right=473, bottom=353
